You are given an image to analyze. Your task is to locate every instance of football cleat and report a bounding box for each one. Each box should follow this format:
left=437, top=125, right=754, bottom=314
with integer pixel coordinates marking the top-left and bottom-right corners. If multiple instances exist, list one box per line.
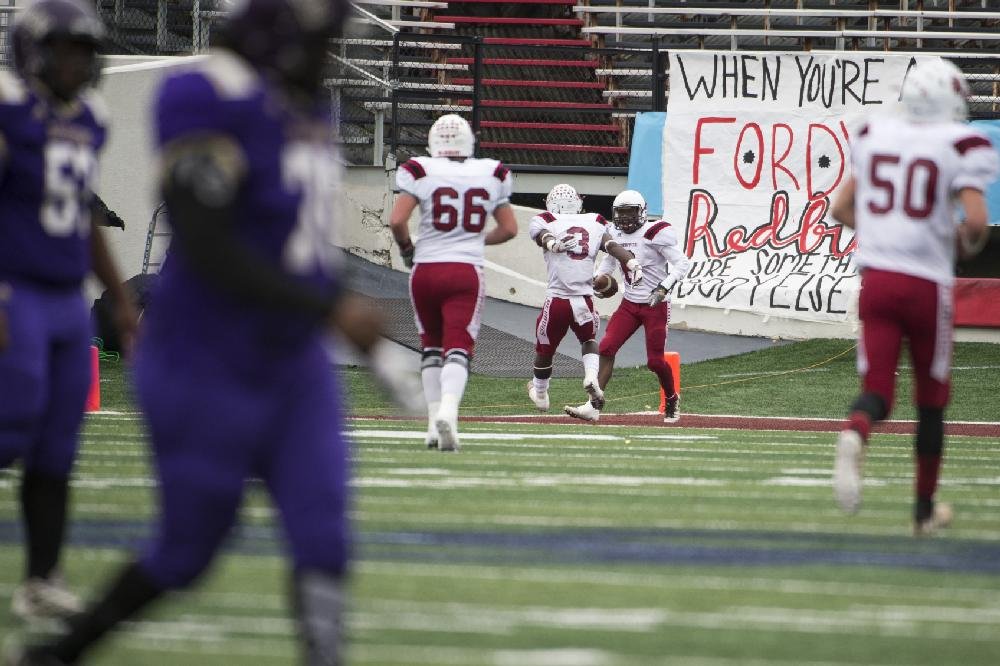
left=434, top=405, right=460, bottom=452
left=664, top=394, right=680, bottom=423
left=527, top=382, right=549, bottom=412
left=914, top=502, right=953, bottom=537
left=583, top=377, right=604, bottom=410
left=11, top=577, right=82, bottom=624
left=564, top=400, right=600, bottom=423
left=833, top=429, right=865, bottom=514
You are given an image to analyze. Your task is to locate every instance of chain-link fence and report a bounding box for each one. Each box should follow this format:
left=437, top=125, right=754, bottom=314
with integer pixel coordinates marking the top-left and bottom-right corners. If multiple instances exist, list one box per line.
left=0, top=0, right=15, bottom=69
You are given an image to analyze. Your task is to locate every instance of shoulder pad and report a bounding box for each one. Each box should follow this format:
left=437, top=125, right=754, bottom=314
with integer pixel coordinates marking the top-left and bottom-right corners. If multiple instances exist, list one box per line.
left=955, top=134, right=992, bottom=156
left=644, top=220, right=671, bottom=240
left=538, top=212, right=556, bottom=223
left=400, top=158, right=427, bottom=180
left=194, top=51, right=260, bottom=100
left=0, top=70, right=28, bottom=105
left=493, top=161, right=510, bottom=182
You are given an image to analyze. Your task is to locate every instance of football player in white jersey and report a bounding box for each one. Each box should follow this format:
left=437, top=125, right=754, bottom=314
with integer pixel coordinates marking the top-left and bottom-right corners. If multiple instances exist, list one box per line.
left=565, top=190, right=691, bottom=424
left=389, top=114, right=518, bottom=452
left=830, top=59, right=998, bottom=535
left=526, top=184, right=642, bottom=411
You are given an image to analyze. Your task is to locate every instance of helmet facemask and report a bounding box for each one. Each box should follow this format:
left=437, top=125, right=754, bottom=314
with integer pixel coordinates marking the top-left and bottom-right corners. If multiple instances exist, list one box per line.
left=613, top=205, right=644, bottom=234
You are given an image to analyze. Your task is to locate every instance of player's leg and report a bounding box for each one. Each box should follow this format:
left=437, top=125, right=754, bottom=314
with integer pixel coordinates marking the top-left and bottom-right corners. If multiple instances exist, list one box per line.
left=14, top=293, right=91, bottom=621
left=905, top=280, right=954, bottom=534
left=263, top=347, right=350, bottom=664
left=436, top=264, right=484, bottom=451
left=835, top=269, right=903, bottom=514
left=410, top=265, right=445, bottom=448
left=566, top=301, right=640, bottom=421
left=640, top=301, right=679, bottom=422
left=530, top=298, right=572, bottom=411
left=31, top=354, right=251, bottom=663
left=568, top=296, right=602, bottom=407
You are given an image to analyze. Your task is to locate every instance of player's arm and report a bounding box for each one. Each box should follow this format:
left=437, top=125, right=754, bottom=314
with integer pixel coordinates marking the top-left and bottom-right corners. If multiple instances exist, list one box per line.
left=600, top=232, right=642, bottom=284
left=832, top=176, right=857, bottom=229
left=953, top=133, right=999, bottom=259
left=485, top=203, right=517, bottom=245
left=956, top=187, right=989, bottom=258
left=89, top=208, right=139, bottom=355
left=648, top=229, right=691, bottom=306
left=388, top=192, right=419, bottom=267
left=160, top=134, right=341, bottom=317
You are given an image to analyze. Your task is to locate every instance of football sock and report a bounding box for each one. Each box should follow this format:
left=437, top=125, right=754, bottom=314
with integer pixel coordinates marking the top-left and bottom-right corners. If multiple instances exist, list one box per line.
left=914, top=407, right=944, bottom=510
left=294, top=570, right=346, bottom=666
left=21, top=471, right=69, bottom=580
left=846, top=392, right=889, bottom=443
left=421, top=349, right=443, bottom=406
left=47, top=562, right=163, bottom=663
left=532, top=364, right=551, bottom=395
left=582, top=353, right=600, bottom=383
left=440, top=351, right=470, bottom=406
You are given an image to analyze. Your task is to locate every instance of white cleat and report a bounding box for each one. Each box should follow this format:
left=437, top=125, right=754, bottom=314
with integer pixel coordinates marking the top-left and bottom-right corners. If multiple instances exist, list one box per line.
left=435, top=407, right=460, bottom=452
left=425, top=434, right=439, bottom=450
left=11, top=576, right=82, bottom=624
left=583, top=377, right=604, bottom=410
left=564, top=400, right=600, bottom=422
left=914, top=502, right=953, bottom=537
left=833, top=429, right=864, bottom=514
left=527, top=382, right=550, bottom=412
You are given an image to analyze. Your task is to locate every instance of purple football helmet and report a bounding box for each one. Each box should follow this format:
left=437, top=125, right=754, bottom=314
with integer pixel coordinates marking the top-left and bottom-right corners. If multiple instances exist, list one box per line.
left=218, top=0, right=348, bottom=100
left=10, top=0, right=105, bottom=92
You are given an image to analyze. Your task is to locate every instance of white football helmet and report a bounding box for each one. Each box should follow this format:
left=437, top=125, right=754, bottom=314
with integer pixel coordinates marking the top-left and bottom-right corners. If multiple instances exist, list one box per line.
left=612, top=189, right=647, bottom=233
left=545, top=183, right=583, bottom=215
left=900, top=58, right=969, bottom=123
left=428, top=113, right=475, bottom=158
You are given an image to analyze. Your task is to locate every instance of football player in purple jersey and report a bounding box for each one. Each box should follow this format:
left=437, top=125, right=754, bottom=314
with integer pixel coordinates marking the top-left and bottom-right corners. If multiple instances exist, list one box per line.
left=10, top=0, right=410, bottom=664
left=0, top=0, right=137, bottom=626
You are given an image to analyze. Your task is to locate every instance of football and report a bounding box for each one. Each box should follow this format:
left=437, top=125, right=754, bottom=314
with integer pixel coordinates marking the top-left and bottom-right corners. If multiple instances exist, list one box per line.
left=593, top=274, right=619, bottom=298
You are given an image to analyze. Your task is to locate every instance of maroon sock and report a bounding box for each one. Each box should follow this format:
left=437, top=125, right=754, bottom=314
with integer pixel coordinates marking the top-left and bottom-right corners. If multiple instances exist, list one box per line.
left=916, top=454, right=942, bottom=501
left=847, top=410, right=872, bottom=442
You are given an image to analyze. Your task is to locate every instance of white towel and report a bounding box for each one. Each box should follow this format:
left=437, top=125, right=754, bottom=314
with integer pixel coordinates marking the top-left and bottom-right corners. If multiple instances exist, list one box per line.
left=569, top=296, right=592, bottom=326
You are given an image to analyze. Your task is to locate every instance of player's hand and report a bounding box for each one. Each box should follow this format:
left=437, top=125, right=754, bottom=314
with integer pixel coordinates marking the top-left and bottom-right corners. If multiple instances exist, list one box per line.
left=647, top=286, right=668, bottom=307
left=399, top=240, right=415, bottom=269
left=624, top=258, right=643, bottom=285
left=545, top=235, right=578, bottom=253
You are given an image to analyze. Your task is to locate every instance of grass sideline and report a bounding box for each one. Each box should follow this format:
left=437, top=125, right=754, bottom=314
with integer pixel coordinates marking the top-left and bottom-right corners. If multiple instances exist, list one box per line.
left=0, top=342, right=997, bottom=665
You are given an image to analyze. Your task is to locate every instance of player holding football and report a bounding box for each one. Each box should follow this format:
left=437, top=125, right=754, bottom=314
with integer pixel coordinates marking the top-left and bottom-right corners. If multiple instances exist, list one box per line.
left=389, top=114, right=518, bottom=452
left=11, top=1, right=410, bottom=664
left=526, top=184, right=641, bottom=411
left=0, top=0, right=137, bottom=624
left=565, top=190, right=690, bottom=424
left=831, top=59, right=998, bottom=536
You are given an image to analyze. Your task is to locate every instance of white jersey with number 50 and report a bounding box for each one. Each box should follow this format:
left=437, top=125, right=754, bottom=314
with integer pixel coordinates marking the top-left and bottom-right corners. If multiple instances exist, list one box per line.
left=851, top=116, right=999, bottom=286
left=528, top=211, right=609, bottom=297
left=395, top=155, right=513, bottom=266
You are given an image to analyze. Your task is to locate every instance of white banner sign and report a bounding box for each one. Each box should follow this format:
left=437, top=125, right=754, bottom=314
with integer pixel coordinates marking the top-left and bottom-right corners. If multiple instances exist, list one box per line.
left=664, top=52, right=925, bottom=322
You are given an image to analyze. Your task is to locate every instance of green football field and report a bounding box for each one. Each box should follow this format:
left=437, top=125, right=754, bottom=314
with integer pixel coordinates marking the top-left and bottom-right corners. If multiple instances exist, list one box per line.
left=2, top=342, right=999, bottom=665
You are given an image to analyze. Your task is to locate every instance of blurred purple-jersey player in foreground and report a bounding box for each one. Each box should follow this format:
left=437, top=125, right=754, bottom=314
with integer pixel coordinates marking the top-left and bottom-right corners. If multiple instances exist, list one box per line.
left=13, top=0, right=412, bottom=663
left=0, top=0, right=136, bottom=626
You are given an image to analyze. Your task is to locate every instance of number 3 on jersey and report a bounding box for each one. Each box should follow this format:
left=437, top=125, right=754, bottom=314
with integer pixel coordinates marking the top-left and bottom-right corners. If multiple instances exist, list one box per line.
left=432, top=187, right=489, bottom=232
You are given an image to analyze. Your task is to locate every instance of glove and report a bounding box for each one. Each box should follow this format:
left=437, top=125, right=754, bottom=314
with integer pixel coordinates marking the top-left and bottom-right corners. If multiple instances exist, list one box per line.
left=399, top=240, right=415, bottom=268
left=647, top=286, right=668, bottom=307
left=624, top=258, right=643, bottom=285
left=544, top=234, right=578, bottom=253
left=369, top=340, right=425, bottom=415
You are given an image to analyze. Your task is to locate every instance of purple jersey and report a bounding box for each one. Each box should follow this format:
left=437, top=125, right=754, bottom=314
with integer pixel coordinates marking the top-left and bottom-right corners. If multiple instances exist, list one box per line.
left=0, top=71, right=107, bottom=287
left=148, top=52, right=341, bottom=359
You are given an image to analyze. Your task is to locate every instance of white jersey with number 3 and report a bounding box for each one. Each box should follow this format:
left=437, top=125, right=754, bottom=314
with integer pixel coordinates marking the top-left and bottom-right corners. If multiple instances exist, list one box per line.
left=395, top=155, right=513, bottom=266
left=528, top=211, right=609, bottom=297
left=851, top=116, right=999, bottom=286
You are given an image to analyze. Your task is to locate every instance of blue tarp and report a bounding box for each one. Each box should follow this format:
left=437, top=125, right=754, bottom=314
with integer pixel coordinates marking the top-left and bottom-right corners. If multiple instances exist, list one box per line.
left=627, top=114, right=1000, bottom=224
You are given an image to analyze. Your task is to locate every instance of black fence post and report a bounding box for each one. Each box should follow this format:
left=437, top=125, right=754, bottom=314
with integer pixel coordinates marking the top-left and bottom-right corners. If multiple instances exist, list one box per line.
left=472, top=36, right=483, bottom=157
left=390, top=32, right=401, bottom=162
left=652, top=37, right=666, bottom=112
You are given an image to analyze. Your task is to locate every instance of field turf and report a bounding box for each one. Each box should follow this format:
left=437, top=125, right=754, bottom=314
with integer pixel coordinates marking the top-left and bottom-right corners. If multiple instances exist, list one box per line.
left=1, top=340, right=998, bottom=665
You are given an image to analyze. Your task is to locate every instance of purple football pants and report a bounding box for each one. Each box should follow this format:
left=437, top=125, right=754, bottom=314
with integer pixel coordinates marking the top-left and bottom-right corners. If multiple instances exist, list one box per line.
left=133, top=336, right=351, bottom=590
left=0, top=281, right=91, bottom=476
